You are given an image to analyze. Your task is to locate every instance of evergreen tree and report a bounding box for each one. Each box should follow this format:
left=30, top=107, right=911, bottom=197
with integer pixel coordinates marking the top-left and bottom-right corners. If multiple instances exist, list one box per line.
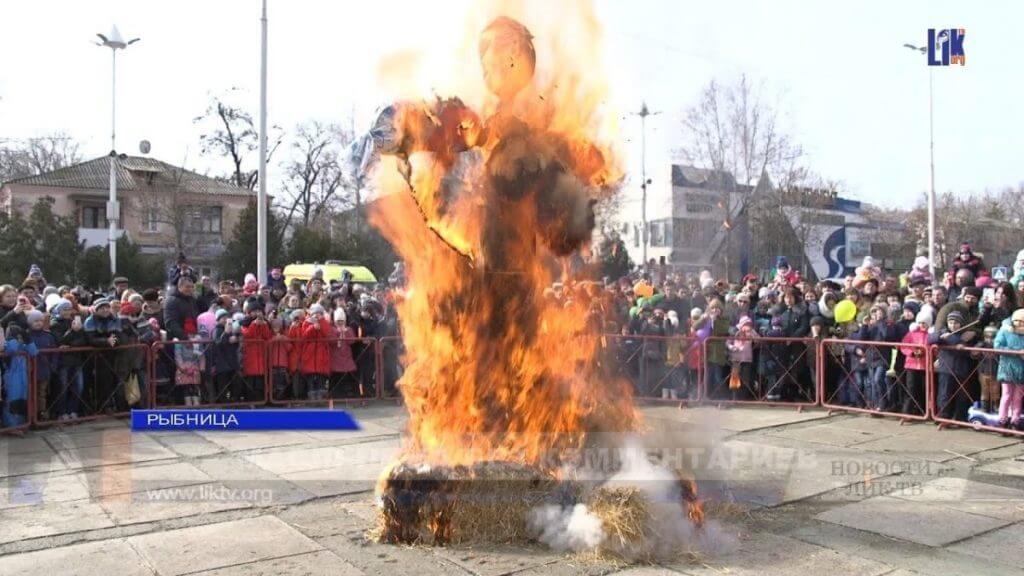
left=598, top=233, right=633, bottom=281
left=220, top=200, right=284, bottom=281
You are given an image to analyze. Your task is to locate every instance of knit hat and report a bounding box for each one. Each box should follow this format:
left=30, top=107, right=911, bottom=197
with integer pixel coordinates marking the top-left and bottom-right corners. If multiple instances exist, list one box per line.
left=1012, top=309, right=1024, bottom=324
left=333, top=308, right=347, bottom=324
left=960, top=242, right=972, bottom=253
left=690, top=307, right=703, bottom=320
left=215, top=309, right=230, bottom=320
left=177, top=252, right=187, bottom=264
left=45, top=293, right=63, bottom=313
left=26, top=309, right=44, bottom=325
left=243, top=297, right=260, bottom=313
left=92, top=297, right=111, bottom=310
left=28, top=264, right=42, bottom=277
left=309, top=303, right=326, bottom=316
left=49, top=298, right=72, bottom=317
left=946, top=311, right=965, bottom=324
left=902, top=301, right=921, bottom=316
left=736, top=316, right=753, bottom=330
left=290, top=309, right=305, bottom=322
left=983, top=325, right=999, bottom=337
left=776, top=256, right=790, bottom=269
left=758, top=287, right=772, bottom=299
left=915, top=310, right=933, bottom=328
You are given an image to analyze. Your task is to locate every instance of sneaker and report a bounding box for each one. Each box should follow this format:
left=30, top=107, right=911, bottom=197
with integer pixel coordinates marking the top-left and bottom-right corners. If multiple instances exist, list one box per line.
left=69, top=412, right=78, bottom=419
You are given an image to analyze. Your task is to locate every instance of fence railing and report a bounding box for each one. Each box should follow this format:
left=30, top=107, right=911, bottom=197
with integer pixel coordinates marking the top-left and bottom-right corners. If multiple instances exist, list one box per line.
left=4, top=334, right=1024, bottom=440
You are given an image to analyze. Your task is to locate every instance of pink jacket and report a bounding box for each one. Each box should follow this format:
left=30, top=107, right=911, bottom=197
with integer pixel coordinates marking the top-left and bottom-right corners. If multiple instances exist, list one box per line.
left=900, top=328, right=929, bottom=371
left=727, top=337, right=754, bottom=363
left=330, top=325, right=357, bottom=374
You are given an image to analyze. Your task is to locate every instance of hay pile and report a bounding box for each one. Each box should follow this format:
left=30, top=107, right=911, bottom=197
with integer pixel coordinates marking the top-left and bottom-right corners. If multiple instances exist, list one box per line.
left=373, top=460, right=706, bottom=561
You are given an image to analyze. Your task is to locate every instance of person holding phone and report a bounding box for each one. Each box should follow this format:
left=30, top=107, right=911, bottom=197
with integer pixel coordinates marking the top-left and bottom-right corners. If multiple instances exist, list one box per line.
left=982, top=281, right=1019, bottom=328
left=0, top=285, right=31, bottom=331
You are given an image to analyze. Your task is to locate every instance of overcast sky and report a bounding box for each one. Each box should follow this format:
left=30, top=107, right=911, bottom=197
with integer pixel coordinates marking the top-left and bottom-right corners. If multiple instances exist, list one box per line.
left=1, top=0, right=1020, bottom=220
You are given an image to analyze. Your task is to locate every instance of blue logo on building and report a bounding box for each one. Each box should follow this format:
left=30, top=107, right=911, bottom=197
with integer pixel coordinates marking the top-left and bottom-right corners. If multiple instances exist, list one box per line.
left=928, top=29, right=966, bottom=66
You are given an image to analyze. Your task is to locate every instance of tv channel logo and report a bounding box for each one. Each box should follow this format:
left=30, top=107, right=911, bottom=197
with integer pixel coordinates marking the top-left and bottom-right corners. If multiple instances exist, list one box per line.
left=928, top=29, right=966, bottom=66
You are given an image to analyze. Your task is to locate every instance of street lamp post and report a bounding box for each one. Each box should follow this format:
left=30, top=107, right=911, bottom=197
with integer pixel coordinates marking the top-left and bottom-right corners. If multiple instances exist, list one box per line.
left=96, top=26, right=139, bottom=279
left=257, top=0, right=269, bottom=283
left=633, top=102, right=661, bottom=269
left=903, top=43, right=936, bottom=284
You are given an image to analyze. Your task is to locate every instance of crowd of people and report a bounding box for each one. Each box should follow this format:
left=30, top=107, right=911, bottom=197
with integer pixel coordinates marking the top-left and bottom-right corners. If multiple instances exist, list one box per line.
left=586, top=244, right=1024, bottom=430
left=0, top=254, right=403, bottom=428
left=3, top=244, right=1024, bottom=433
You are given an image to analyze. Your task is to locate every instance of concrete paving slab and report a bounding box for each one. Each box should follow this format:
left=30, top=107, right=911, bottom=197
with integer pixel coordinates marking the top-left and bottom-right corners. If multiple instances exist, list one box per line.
left=0, top=500, right=113, bottom=544
left=976, top=457, right=1024, bottom=478
left=0, top=471, right=90, bottom=508
left=643, top=406, right=830, bottom=434
left=767, top=423, right=891, bottom=447
left=0, top=434, right=56, bottom=456
left=315, top=533, right=472, bottom=576
left=829, top=416, right=924, bottom=435
left=669, top=530, right=891, bottom=576
left=99, top=482, right=253, bottom=525
left=148, top=432, right=225, bottom=457
left=815, top=495, right=1011, bottom=546
left=191, top=454, right=315, bottom=506
left=242, top=438, right=398, bottom=476
left=436, top=545, right=562, bottom=576
left=301, top=419, right=397, bottom=442
left=192, top=430, right=315, bottom=452
left=888, top=476, right=1024, bottom=521
left=127, top=515, right=321, bottom=576
left=56, top=440, right=178, bottom=470
left=946, top=523, right=1024, bottom=568
left=0, top=538, right=153, bottom=576
left=42, top=427, right=146, bottom=450
left=850, top=427, right=1018, bottom=463
left=192, top=549, right=364, bottom=576
left=0, top=449, right=68, bottom=478
left=79, top=460, right=212, bottom=498
left=279, top=462, right=386, bottom=497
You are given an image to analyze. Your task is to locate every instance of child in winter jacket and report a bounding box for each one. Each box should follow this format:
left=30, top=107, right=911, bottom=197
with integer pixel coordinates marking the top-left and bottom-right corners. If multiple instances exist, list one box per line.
left=929, top=311, right=973, bottom=420
left=240, top=302, right=272, bottom=401
left=267, top=317, right=291, bottom=400
left=212, top=310, right=241, bottom=402
left=976, top=326, right=1001, bottom=414
left=899, top=311, right=931, bottom=415
left=2, top=325, right=38, bottom=427
left=27, top=310, right=57, bottom=421
left=726, top=316, right=756, bottom=399
left=848, top=305, right=895, bottom=411
left=300, top=304, right=332, bottom=400
left=330, top=309, right=359, bottom=397
left=994, top=309, right=1024, bottom=429
left=175, top=334, right=204, bottom=406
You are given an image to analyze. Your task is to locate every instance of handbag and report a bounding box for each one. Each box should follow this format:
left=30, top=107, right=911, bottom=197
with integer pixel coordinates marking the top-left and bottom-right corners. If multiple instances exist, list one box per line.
left=125, top=372, right=141, bottom=405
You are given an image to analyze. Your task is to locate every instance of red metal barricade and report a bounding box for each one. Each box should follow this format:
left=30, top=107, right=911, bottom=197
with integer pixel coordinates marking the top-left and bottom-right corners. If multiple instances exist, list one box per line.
left=33, top=343, right=151, bottom=428
left=930, top=344, right=1024, bottom=436
left=819, top=339, right=931, bottom=423
left=603, top=334, right=702, bottom=404
left=150, top=339, right=268, bottom=409
left=266, top=336, right=378, bottom=406
left=703, top=336, right=818, bottom=409
left=377, top=335, right=403, bottom=401
left=1, top=349, right=34, bottom=435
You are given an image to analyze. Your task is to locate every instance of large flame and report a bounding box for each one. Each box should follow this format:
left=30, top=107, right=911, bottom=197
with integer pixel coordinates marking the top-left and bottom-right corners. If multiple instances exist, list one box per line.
left=369, top=1, right=638, bottom=468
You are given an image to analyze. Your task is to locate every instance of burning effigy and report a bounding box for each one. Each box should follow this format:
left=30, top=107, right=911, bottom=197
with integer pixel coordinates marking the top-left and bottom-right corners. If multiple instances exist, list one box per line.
left=360, top=5, right=710, bottom=561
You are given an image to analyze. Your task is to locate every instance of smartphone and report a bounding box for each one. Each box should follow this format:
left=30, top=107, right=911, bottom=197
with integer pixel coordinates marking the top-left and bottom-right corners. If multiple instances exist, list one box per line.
left=983, top=288, right=995, bottom=303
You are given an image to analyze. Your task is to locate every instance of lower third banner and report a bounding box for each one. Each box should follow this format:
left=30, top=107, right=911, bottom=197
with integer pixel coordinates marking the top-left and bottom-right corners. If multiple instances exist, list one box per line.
left=132, top=409, right=361, bottom=431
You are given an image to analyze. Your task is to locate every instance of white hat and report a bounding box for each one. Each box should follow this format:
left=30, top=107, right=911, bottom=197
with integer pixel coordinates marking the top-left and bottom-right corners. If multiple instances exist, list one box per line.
left=333, top=308, right=347, bottom=324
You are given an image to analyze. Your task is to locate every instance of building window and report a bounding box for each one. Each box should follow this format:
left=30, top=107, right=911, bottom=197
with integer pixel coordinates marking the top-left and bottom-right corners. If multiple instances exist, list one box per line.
left=674, top=217, right=718, bottom=247
left=144, top=210, right=160, bottom=233
left=184, top=206, right=222, bottom=234
left=649, top=219, right=672, bottom=247
left=81, top=205, right=107, bottom=229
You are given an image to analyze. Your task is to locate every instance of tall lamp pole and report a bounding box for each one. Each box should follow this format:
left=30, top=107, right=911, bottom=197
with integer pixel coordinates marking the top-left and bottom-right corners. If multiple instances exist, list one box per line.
left=257, top=0, right=269, bottom=283
left=96, top=26, right=139, bottom=279
left=633, top=102, right=661, bottom=269
left=903, top=43, right=936, bottom=284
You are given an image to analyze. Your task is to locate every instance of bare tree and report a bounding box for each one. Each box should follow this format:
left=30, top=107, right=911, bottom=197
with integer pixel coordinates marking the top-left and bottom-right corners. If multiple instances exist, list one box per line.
left=0, top=132, right=82, bottom=183
left=194, top=90, right=283, bottom=190
left=678, top=75, right=803, bottom=278
left=278, top=120, right=355, bottom=233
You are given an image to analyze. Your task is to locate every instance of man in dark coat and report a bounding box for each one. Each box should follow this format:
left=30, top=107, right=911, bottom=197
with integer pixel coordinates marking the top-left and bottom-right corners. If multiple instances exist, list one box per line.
left=164, top=276, right=200, bottom=341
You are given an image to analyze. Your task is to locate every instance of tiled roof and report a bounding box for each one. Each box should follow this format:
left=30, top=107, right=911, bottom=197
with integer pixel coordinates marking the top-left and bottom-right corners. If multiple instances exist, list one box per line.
left=671, top=164, right=739, bottom=189
left=4, top=155, right=254, bottom=197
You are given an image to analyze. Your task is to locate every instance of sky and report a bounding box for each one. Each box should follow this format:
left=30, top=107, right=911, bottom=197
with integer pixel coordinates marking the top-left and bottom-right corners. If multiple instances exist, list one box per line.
left=1, top=0, right=1021, bottom=223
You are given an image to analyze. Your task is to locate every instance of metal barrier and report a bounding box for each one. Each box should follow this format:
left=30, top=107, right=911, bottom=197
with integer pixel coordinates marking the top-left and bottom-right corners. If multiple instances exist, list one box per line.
left=930, top=344, right=1024, bottom=436
left=819, top=338, right=931, bottom=423
left=377, top=335, right=403, bottom=400
left=603, top=334, right=702, bottom=403
left=703, top=336, right=817, bottom=409
left=267, top=336, right=379, bottom=406
left=33, top=343, right=151, bottom=428
left=1, top=349, right=34, bottom=435
left=150, top=339, right=268, bottom=409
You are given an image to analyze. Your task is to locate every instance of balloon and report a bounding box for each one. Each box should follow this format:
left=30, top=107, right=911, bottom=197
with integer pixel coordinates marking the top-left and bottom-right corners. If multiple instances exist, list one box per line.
left=629, top=306, right=638, bottom=318
left=633, top=281, right=654, bottom=299
left=834, top=300, right=857, bottom=324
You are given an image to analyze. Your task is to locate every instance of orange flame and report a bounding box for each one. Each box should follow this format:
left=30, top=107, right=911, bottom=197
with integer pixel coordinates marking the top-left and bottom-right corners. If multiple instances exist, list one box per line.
left=369, top=1, right=637, bottom=468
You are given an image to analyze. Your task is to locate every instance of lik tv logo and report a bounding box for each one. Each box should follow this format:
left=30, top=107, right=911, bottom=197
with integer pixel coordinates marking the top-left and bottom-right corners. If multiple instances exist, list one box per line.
left=928, top=29, right=966, bottom=66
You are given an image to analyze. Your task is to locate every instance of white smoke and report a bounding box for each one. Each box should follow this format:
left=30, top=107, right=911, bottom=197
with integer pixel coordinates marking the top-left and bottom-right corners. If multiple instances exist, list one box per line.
left=529, top=435, right=735, bottom=561
left=528, top=503, right=604, bottom=552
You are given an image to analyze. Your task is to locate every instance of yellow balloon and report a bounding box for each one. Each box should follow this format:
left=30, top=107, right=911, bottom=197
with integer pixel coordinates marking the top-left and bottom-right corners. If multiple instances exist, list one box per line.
left=834, top=300, right=857, bottom=324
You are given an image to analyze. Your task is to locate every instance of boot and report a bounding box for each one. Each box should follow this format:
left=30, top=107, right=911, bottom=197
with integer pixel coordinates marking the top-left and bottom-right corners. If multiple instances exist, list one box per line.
left=662, top=388, right=671, bottom=399
left=670, top=389, right=679, bottom=400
